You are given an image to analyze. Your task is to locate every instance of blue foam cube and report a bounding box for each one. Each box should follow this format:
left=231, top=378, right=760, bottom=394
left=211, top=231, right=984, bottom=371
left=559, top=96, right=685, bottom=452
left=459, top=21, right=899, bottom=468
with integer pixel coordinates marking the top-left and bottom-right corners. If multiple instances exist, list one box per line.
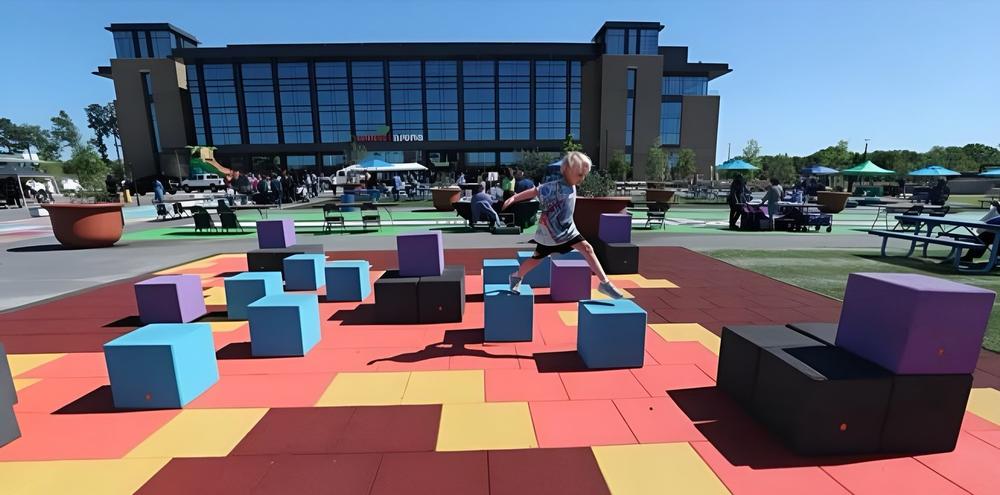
left=247, top=294, right=321, bottom=357
left=103, top=323, right=219, bottom=409
left=283, top=254, right=327, bottom=291
left=224, top=272, right=283, bottom=319
left=577, top=299, right=647, bottom=369
left=325, top=260, right=372, bottom=302
left=483, top=259, right=520, bottom=288
left=517, top=250, right=584, bottom=288
left=484, top=283, right=534, bottom=342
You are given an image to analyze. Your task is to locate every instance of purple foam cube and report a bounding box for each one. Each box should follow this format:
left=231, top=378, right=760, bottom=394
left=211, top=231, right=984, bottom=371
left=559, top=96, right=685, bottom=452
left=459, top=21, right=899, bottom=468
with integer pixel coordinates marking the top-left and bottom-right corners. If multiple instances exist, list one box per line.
left=134, top=275, right=207, bottom=324
left=836, top=273, right=995, bottom=374
left=396, top=231, right=444, bottom=277
left=599, top=213, right=632, bottom=244
left=550, top=259, right=592, bottom=302
left=257, top=219, right=296, bottom=249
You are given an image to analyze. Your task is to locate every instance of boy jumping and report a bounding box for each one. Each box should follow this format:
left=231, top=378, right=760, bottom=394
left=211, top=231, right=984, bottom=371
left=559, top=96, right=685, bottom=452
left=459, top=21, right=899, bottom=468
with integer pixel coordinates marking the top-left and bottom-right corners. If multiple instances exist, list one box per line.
left=502, top=151, right=625, bottom=299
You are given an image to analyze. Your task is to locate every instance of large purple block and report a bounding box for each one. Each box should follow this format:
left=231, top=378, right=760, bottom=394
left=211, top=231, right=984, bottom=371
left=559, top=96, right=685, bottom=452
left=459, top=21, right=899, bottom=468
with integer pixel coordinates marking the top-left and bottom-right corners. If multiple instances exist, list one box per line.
left=134, top=275, right=207, bottom=324
left=550, top=259, right=592, bottom=302
left=836, top=273, right=995, bottom=374
left=599, top=213, right=632, bottom=244
left=396, top=231, right=444, bottom=277
left=256, top=219, right=296, bottom=249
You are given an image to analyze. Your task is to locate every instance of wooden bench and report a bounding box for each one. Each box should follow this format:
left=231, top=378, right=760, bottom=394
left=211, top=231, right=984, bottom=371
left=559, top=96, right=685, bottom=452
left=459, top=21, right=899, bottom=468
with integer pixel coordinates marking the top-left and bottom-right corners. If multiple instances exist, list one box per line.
left=868, top=230, right=984, bottom=270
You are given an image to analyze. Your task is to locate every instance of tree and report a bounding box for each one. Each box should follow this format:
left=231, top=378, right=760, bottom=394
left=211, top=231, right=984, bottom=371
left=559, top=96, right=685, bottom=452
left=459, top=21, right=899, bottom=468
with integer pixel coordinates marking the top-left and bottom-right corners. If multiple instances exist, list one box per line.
left=809, top=140, right=854, bottom=169
left=672, top=148, right=697, bottom=181
left=346, top=140, right=367, bottom=165
left=64, top=146, right=110, bottom=191
left=607, top=149, right=629, bottom=182
left=85, top=103, right=119, bottom=162
left=740, top=139, right=761, bottom=166
left=50, top=110, right=82, bottom=153
left=0, top=118, right=18, bottom=153
left=515, top=149, right=558, bottom=182
left=0, top=119, right=59, bottom=161
left=562, top=133, right=583, bottom=153
left=962, top=143, right=1000, bottom=169
left=760, top=153, right=796, bottom=183
left=645, top=139, right=667, bottom=182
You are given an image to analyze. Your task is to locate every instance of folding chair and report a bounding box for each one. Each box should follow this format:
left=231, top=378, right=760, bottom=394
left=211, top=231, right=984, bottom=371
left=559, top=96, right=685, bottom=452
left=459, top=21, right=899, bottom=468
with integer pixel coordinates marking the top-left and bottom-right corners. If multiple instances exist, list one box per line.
left=172, top=202, right=187, bottom=217
left=896, top=204, right=925, bottom=230
left=361, top=202, right=381, bottom=231
left=155, top=203, right=170, bottom=221
left=220, top=212, right=243, bottom=232
left=645, top=202, right=669, bottom=230
left=323, top=204, right=345, bottom=233
left=191, top=206, right=217, bottom=233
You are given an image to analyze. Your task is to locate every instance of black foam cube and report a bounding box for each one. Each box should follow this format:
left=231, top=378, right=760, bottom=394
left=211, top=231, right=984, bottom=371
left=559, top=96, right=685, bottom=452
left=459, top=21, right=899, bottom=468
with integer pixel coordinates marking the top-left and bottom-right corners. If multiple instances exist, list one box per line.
left=717, top=325, right=825, bottom=407
left=247, top=244, right=325, bottom=273
left=418, top=265, right=466, bottom=324
left=594, top=241, right=639, bottom=275
left=881, top=373, right=972, bottom=454
left=0, top=405, right=19, bottom=447
left=753, top=345, right=892, bottom=455
left=786, top=322, right=838, bottom=345
left=0, top=342, right=16, bottom=407
left=374, top=270, right=420, bottom=324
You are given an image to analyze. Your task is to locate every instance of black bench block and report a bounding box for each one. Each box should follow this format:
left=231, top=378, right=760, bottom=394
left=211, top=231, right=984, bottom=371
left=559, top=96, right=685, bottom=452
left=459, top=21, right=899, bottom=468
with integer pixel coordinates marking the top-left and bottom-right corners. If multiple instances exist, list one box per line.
left=247, top=244, right=325, bottom=273
left=786, top=322, right=839, bottom=345
left=717, top=325, right=825, bottom=407
left=418, top=265, right=466, bottom=324
left=753, top=345, right=892, bottom=455
left=0, top=405, right=19, bottom=447
left=881, top=373, right=972, bottom=454
left=594, top=241, right=639, bottom=275
left=374, top=270, right=421, bottom=324
left=0, top=342, right=16, bottom=407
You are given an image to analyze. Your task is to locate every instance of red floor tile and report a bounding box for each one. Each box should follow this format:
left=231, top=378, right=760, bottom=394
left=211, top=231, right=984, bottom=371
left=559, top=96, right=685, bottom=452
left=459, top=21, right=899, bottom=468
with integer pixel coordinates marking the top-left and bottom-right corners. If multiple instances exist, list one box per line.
left=643, top=340, right=720, bottom=380
left=216, top=347, right=373, bottom=375
left=968, top=429, right=1000, bottom=449
left=135, top=455, right=276, bottom=495
left=489, top=448, right=611, bottom=495
left=916, top=432, right=1000, bottom=494
left=961, top=412, right=1000, bottom=432
left=690, top=441, right=850, bottom=495
left=370, top=451, right=489, bottom=495
left=449, top=343, right=523, bottom=370
left=485, top=369, right=568, bottom=402
left=12, top=377, right=107, bottom=414
left=187, top=372, right=335, bottom=409
left=252, top=453, right=382, bottom=495
left=231, top=407, right=356, bottom=456
left=822, top=456, right=968, bottom=495
left=655, top=307, right=717, bottom=323
left=529, top=400, right=636, bottom=448
left=558, top=370, right=649, bottom=400
left=630, top=364, right=716, bottom=397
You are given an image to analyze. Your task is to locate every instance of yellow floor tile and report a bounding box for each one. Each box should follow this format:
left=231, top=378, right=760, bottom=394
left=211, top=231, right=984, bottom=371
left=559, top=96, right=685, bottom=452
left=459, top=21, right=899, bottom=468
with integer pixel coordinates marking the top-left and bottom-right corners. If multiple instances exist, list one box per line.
left=437, top=402, right=538, bottom=451
left=0, top=457, right=169, bottom=495
left=12, top=378, right=41, bottom=392
left=590, top=288, right=634, bottom=300
left=203, top=286, right=227, bottom=305
left=126, top=408, right=267, bottom=458
left=967, top=387, right=1000, bottom=426
left=402, top=370, right=484, bottom=405
left=609, top=274, right=645, bottom=283
left=209, top=321, right=247, bottom=333
left=558, top=310, right=578, bottom=326
left=315, top=372, right=409, bottom=406
left=593, top=443, right=730, bottom=495
left=636, top=276, right=678, bottom=289
left=6, top=353, right=65, bottom=377
left=649, top=323, right=722, bottom=355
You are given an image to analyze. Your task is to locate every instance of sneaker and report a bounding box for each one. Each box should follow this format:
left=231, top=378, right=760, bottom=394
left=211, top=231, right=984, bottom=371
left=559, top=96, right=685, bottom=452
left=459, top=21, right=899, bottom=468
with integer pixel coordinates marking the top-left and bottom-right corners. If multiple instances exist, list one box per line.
left=597, top=280, right=625, bottom=299
left=509, top=274, right=522, bottom=294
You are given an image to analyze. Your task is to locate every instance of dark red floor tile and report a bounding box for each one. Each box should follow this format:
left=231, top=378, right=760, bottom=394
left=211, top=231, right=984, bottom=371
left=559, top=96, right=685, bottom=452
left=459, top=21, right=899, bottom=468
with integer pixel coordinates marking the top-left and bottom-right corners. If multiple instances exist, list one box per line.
left=135, top=455, right=277, bottom=495
left=654, top=308, right=716, bottom=323
left=370, top=451, right=489, bottom=495
left=489, top=448, right=611, bottom=495
left=333, top=405, right=441, bottom=453
left=251, top=454, right=381, bottom=495
left=231, top=407, right=356, bottom=455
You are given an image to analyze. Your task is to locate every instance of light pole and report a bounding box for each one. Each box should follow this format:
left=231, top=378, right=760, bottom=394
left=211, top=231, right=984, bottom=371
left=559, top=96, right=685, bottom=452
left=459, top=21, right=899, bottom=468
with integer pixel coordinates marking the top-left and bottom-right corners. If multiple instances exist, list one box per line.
left=863, top=138, right=870, bottom=161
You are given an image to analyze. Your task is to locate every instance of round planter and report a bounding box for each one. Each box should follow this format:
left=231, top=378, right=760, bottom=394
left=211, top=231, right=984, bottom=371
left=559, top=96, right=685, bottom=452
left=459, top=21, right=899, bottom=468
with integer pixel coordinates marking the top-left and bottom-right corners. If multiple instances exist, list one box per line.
left=42, top=203, right=124, bottom=248
left=574, top=196, right=631, bottom=241
left=431, top=188, right=462, bottom=211
left=644, top=189, right=675, bottom=203
left=816, top=191, right=852, bottom=214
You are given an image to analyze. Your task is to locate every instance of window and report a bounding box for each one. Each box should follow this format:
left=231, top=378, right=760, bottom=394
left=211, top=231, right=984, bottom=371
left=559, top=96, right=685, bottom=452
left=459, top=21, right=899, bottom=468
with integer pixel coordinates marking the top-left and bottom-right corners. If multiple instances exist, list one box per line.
left=660, top=101, right=682, bottom=145
left=639, top=29, right=659, bottom=55
left=322, top=153, right=345, bottom=171
left=604, top=29, right=625, bottom=54
left=625, top=68, right=637, bottom=154
left=141, top=73, right=161, bottom=153
left=150, top=31, right=173, bottom=57
left=186, top=65, right=207, bottom=145
left=278, top=63, right=314, bottom=144
left=352, top=61, right=387, bottom=136
left=499, top=152, right=518, bottom=166
left=241, top=64, right=278, bottom=144
left=390, top=61, right=423, bottom=136
left=315, top=62, right=351, bottom=143
left=662, top=76, right=708, bottom=96
left=535, top=61, right=567, bottom=140
left=286, top=155, right=317, bottom=170
left=463, top=61, right=496, bottom=141
left=569, top=61, right=581, bottom=139
left=465, top=152, right=497, bottom=167
left=137, top=31, right=150, bottom=58
left=113, top=32, right=135, bottom=58
left=424, top=61, right=458, bottom=141
left=498, top=61, right=529, bottom=140
left=203, top=64, right=241, bottom=145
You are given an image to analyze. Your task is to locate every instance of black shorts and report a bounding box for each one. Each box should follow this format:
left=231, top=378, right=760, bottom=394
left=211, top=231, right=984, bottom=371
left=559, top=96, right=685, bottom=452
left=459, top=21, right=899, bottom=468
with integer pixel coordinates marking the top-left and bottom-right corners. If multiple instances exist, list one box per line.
left=531, top=235, right=586, bottom=259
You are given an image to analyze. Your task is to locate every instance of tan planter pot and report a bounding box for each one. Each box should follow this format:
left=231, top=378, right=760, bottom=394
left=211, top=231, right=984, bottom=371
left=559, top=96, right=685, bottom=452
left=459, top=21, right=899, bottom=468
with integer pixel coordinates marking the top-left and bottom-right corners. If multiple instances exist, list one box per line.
left=816, top=191, right=852, bottom=214
left=42, top=203, right=124, bottom=248
left=431, top=188, right=462, bottom=211
left=573, top=197, right=631, bottom=241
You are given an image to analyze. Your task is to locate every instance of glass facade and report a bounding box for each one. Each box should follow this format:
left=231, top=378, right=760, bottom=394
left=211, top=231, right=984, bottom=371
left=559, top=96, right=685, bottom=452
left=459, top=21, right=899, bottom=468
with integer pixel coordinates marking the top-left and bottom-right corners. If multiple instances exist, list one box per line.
left=535, top=61, right=567, bottom=140
left=150, top=31, right=173, bottom=57
left=605, top=28, right=658, bottom=55
left=315, top=62, right=351, bottom=143
left=287, top=155, right=317, bottom=169
left=278, top=63, right=313, bottom=144
left=241, top=64, right=278, bottom=144
left=639, top=30, right=659, bottom=55
left=351, top=61, right=386, bottom=136
left=137, top=32, right=150, bottom=58
left=662, top=76, right=708, bottom=95
left=141, top=72, right=161, bottom=153
left=111, top=29, right=194, bottom=59
left=113, top=32, right=135, bottom=58
left=463, top=61, right=496, bottom=141
left=625, top=68, right=636, bottom=154
left=498, top=61, right=530, bottom=140
left=465, top=151, right=496, bottom=167
left=425, top=61, right=458, bottom=141
left=203, top=64, right=241, bottom=145
left=569, top=61, right=581, bottom=139
left=605, top=29, right=625, bottom=54
left=389, top=61, right=424, bottom=136
left=186, top=65, right=206, bottom=145
left=660, top=101, right=681, bottom=145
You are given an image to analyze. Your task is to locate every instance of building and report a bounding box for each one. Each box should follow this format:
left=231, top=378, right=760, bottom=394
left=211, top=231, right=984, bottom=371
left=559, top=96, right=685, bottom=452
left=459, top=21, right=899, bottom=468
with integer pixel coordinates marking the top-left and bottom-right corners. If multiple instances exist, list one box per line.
left=94, top=21, right=730, bottom=180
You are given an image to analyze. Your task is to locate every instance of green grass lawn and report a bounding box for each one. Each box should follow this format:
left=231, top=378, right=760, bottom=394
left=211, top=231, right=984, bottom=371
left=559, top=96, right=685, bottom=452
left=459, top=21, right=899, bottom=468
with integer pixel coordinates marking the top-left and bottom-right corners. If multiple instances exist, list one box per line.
left=708, top=248, right=1000, bottom=352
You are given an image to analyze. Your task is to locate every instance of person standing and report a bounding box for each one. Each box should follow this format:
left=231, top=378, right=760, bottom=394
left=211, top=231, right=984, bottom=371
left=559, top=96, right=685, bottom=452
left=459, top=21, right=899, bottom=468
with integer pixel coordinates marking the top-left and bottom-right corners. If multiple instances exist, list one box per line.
left=270, top=174, right=283, bottom=207
left=153, top=178, right=165, bottom=204
left=727, top=174, right=747, bottom=230
left=501, top=168, right=515, bottom=201
left=762, top=178, right=784, bottom=230
left=514, top=169, right=534, bottom=193
left=393, top=174, right=403, bottom=201
left=105, top=174, right=119, bottom=202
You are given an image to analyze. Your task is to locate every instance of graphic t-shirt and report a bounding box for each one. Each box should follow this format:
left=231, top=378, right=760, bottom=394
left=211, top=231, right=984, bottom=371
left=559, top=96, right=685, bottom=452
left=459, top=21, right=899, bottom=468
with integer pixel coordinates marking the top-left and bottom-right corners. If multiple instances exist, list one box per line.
left=534, top=179, right=580, bottom=246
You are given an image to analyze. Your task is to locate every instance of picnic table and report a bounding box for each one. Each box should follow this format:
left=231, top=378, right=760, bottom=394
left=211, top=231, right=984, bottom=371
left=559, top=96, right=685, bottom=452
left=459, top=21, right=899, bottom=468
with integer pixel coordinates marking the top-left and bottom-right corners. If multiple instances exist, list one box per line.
left=200, top=204, right=277, bottom=218
left=868, top=215, right=1000, bottom=273
left=869, top=204, right=948, bottom=230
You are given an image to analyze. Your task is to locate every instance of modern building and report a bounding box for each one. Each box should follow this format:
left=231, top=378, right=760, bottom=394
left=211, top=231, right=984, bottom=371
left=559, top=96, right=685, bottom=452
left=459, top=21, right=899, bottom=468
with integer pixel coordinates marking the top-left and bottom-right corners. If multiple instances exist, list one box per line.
left=95, top=21, right=730, bottom=180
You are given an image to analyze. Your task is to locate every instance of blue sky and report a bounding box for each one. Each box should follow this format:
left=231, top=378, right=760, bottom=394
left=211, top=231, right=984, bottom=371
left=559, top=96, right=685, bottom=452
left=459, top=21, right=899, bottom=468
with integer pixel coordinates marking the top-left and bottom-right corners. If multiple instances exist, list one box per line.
left=1, top=0, right=997, bottom=161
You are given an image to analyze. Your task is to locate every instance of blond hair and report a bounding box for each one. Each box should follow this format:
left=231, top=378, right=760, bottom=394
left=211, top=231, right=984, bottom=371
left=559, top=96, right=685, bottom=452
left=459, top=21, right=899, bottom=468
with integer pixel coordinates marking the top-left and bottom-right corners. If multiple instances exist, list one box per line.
left=561, top=151, right=592, bottom=175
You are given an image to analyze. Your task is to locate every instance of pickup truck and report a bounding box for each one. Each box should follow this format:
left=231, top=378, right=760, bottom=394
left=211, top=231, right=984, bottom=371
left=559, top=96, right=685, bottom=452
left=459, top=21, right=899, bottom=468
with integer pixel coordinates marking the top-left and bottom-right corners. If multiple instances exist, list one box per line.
left=180, top=174, right=225, bottom=193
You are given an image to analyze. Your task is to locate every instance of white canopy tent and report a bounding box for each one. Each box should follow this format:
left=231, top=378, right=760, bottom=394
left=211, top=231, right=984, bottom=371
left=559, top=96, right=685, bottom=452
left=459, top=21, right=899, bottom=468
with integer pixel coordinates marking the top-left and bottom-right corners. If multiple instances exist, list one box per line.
left=339, top=162, right=428, bottom=174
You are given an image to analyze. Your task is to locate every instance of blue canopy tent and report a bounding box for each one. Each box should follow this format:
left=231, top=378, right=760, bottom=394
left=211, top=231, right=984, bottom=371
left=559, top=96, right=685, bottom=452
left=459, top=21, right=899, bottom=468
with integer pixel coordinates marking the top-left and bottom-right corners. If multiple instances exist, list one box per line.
left=357, top=158, right=393, bottom=169
left=800, top=164, right=839, bottom=176
left=980, top=169, right=1000, bottom=177
left=909, top=165, right=960, bottom=177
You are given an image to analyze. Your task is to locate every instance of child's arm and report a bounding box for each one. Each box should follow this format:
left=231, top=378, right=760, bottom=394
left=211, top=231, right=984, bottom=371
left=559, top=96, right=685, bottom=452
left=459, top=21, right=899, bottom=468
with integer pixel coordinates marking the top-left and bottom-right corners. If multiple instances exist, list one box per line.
left=502, top=187, right=539, bottom=210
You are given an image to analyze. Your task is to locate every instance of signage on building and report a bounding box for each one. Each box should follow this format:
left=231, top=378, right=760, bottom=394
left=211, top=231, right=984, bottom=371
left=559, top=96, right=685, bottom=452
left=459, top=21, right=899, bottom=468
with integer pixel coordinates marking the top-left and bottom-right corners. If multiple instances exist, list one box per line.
left=355, top=125, right=423, bottom=143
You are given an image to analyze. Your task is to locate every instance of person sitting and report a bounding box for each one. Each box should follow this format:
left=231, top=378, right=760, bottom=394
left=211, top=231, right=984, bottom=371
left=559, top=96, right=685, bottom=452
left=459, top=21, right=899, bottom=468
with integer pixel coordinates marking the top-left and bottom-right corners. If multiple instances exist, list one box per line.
left=961, top=200, right=1000, bottom=262
left=514, top=170, right=535, bottom=193
left=470, top=185, right=504, bottom=228
left=929, top=179, right=950, bottom=206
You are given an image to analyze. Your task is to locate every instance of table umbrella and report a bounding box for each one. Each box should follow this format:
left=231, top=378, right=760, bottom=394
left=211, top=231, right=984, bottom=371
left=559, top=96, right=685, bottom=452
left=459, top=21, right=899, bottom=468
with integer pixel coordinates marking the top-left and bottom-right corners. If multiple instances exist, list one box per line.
left=800, top=164, right=839, bottom=176
left=716, top=159, right=758, bottom=171
left=909, top=165, right=960, bottom=177
left=840, top=160, right=894, bottom=176
left=980, top=169, right=1000, bottom=177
